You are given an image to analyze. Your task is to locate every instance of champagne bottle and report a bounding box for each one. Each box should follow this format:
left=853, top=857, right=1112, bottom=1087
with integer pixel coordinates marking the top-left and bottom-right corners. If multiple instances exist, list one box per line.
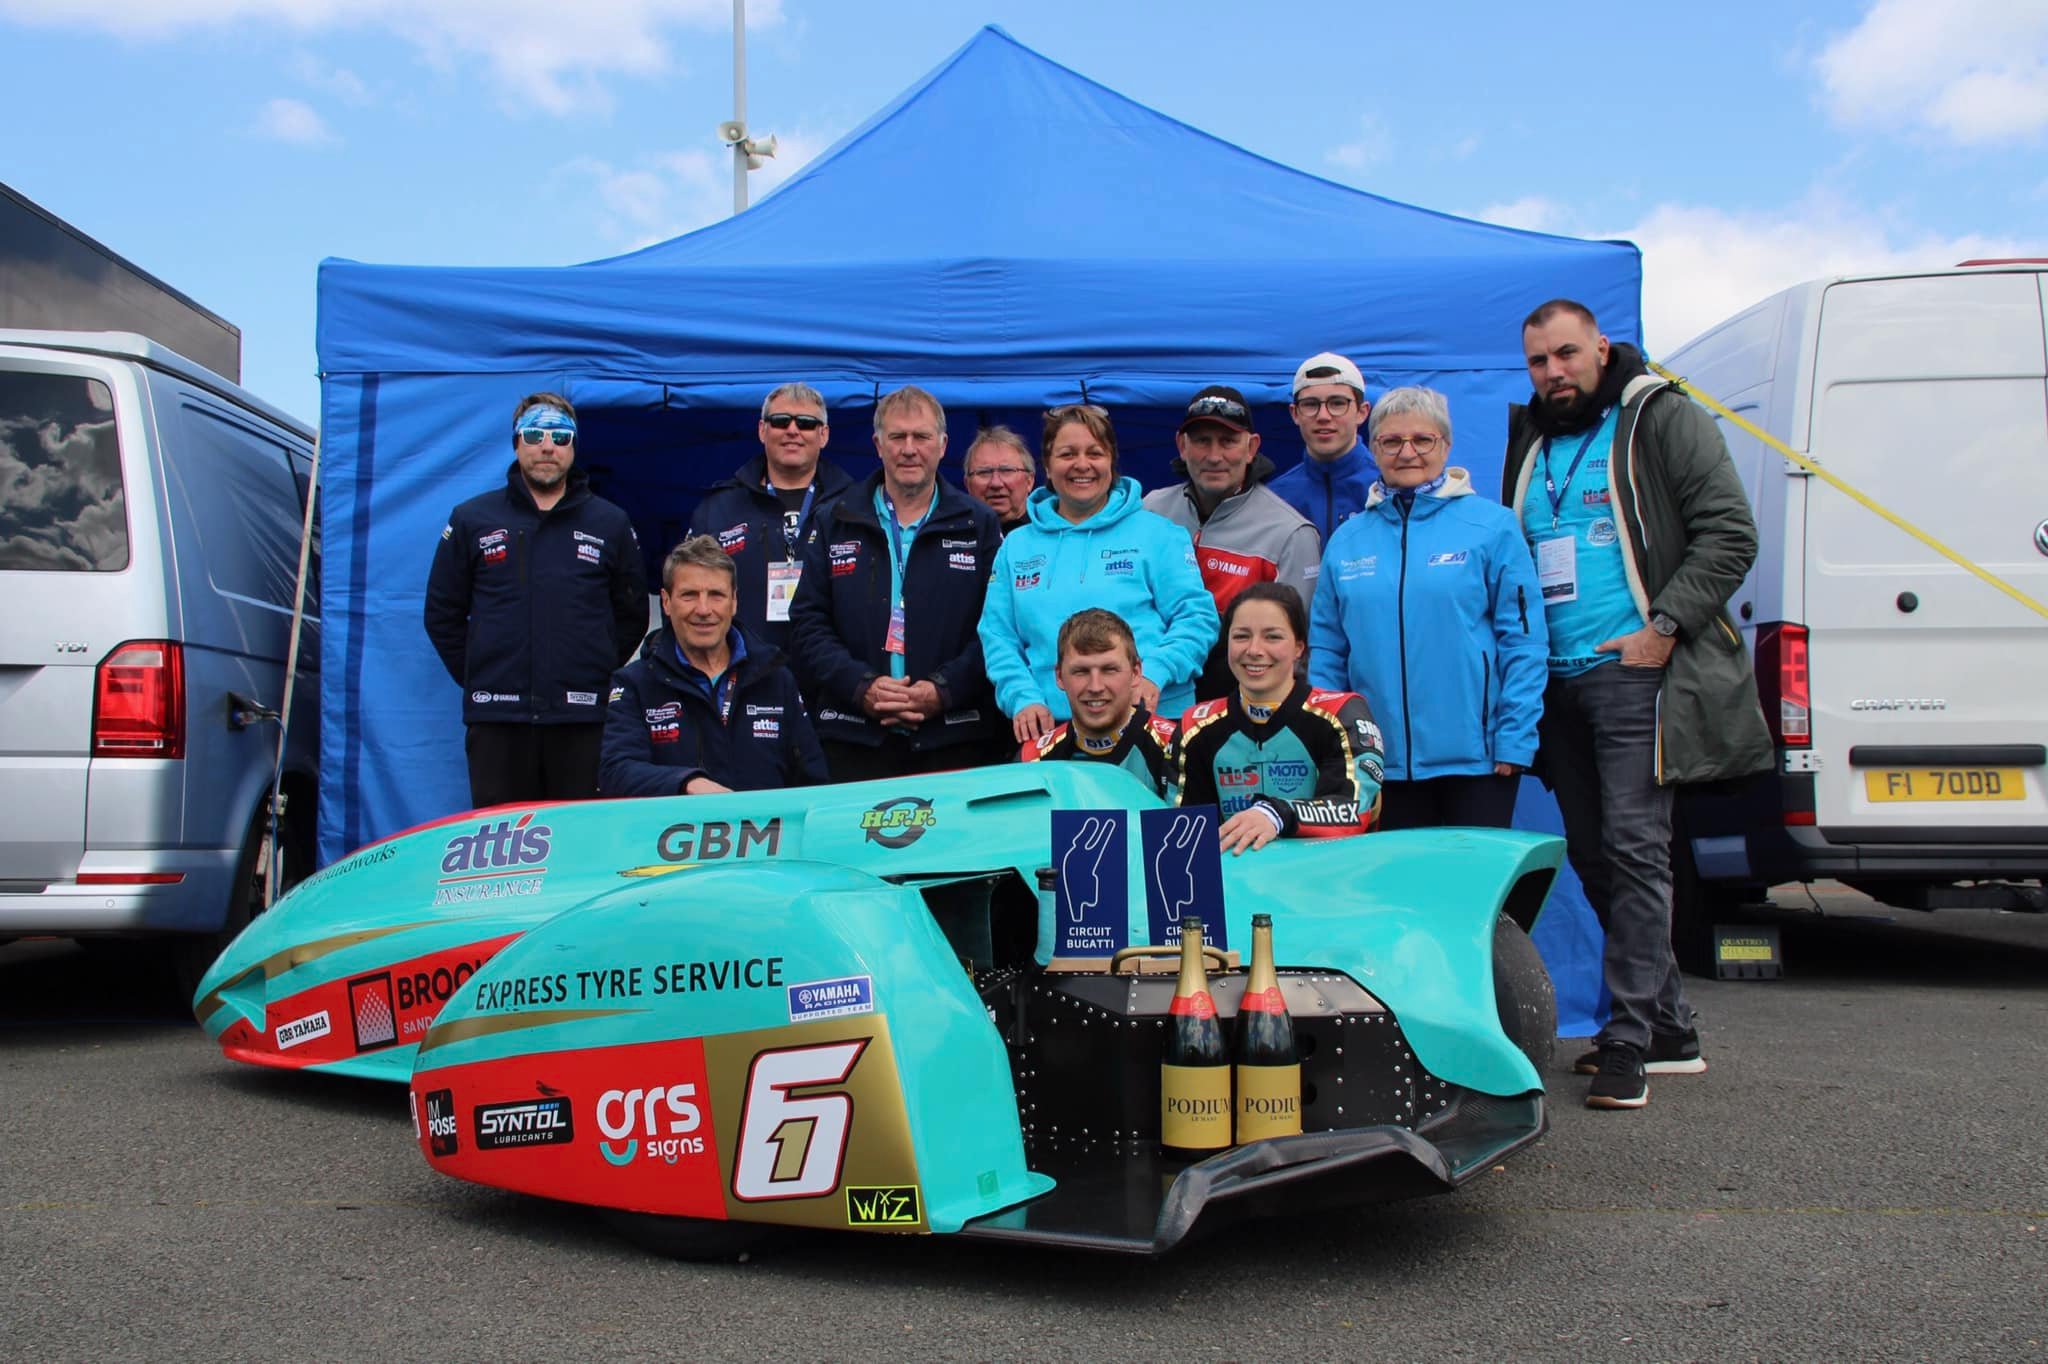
left=1160, top=916, right=1231, bottom=1158
left=1234, top=913, right=1301, bottom=1141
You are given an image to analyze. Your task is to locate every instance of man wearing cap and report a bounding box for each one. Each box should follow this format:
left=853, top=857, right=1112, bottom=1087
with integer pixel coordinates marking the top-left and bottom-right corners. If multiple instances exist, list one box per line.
left=1143, top=385, right=1322, bottom=700
left=687, top=382, right=852, bottom=653
left=425, top=392, right=647, bottom=808
left=1269, top=352, right=1375, bottom=543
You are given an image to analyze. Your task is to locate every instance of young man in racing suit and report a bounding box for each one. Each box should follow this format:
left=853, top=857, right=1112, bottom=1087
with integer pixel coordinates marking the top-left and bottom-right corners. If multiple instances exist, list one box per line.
left=1177, top=583, right=1384, bottom=853
left=1018, top=608, right=1178, bottom=800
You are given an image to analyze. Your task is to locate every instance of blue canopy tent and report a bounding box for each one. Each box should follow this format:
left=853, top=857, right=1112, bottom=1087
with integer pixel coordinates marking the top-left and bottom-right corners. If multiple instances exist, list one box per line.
left=315, top=25, right=1638, bottom=1033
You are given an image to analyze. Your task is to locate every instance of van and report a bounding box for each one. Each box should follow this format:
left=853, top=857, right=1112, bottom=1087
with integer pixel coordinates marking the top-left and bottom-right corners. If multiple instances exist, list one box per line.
left=0, top=329, right=318, bottom=990
left=1661, top=265, right=2048, bottom=958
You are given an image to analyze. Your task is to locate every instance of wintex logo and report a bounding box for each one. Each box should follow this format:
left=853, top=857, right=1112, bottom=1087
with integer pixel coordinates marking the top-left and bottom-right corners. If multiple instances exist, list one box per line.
left=474, top=1096, right=575, bottom=1150
left=846, top=1185, right=920, bottom=1227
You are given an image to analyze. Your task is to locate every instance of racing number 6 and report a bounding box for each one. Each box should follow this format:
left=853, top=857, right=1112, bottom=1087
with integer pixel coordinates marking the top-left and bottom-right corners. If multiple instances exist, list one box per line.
left=731, top=1038, right=869, bottom=1202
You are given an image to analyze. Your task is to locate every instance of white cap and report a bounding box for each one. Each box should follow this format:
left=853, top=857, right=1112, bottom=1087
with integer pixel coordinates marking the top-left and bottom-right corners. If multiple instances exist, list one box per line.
left=1292, top=352, right=1366, bottom=398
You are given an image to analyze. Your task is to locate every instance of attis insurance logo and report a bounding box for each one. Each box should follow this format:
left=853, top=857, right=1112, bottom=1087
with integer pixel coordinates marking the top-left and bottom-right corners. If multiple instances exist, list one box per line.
left=435, top=812, right=552, bottom=906
left=596, top=1083, right=705, bottom=1166
left=846, top=1185, right=921, bottom=1227
left=860, top=797, right=936, bottom=848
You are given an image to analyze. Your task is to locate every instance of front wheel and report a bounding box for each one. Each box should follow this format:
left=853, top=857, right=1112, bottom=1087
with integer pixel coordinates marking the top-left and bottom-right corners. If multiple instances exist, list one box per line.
left=1491, top=913, right=1556, bottom=1072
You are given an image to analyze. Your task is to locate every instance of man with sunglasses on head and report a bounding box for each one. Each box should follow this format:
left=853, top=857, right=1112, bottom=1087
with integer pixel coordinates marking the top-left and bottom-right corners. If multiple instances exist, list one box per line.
left=1269, top=352, right=1375, bottom=542
left=961, top=425, right=1038, bottom=537
left=425, top=392, right=647, bottom=809
left=687, top=383, right=852, bottom=653
left=1143, top=384, right=1321, bottom=700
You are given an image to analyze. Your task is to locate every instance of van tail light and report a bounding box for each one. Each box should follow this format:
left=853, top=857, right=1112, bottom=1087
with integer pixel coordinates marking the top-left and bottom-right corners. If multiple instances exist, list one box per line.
left=1753, top=622, right=1809, bottom=750
left=92, top=641, right=185, bottom=759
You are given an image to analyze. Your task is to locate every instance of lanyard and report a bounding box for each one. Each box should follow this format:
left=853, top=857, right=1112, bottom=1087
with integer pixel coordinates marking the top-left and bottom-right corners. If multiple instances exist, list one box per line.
left=1540, top=426, right=1602, bottom=531
left=878, top=487, right=933, bottom=603
left=771, top=480, right=818, bottom=560
left=676, top=640, right=738, bottom=723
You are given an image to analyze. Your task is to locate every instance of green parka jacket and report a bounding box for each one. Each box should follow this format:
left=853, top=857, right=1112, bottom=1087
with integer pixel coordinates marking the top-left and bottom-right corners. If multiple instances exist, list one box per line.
left=1503, top=345, right=1773, bottom=785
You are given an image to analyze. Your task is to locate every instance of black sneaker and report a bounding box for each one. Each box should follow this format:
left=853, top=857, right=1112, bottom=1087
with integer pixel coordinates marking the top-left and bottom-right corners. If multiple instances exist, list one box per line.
left=1573, top=1028, right=1706, bottom=1076
left=1585, top=1044, right=1648, bottom=1110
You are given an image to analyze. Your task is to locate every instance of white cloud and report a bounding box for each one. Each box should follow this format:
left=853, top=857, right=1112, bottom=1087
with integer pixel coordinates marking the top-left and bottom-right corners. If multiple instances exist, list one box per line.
left=1620, top=200, right=2028, bottom=351
left=1325, top=114, right=1391, bottom=172
left=1816, top=0, right=2048, bottom=143
left=1472, top=196, right=1564, bottom=233
left=0, top=0, right=781, bottom=116
left=1468, top=193, right=2029, bottom=352
left=291, top=53, right=371, bottom=105
left=253, top=96, right=334, bottom=145
left=567, top=126, right=828, bottom=251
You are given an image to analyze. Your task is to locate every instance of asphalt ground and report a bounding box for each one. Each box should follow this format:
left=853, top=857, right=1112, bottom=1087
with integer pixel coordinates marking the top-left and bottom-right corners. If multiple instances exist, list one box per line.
left=3, top=887, right=2045, bottom=1364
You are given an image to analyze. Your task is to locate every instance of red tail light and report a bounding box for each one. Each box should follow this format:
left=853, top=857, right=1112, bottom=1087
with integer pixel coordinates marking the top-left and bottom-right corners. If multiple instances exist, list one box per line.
left=92, top=641, right=185, bottom=759
left=1753, top=622, right=1809, bottom=750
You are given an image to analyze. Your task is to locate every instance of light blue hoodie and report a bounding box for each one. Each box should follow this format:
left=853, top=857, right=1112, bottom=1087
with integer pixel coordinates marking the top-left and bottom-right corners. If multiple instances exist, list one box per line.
left=1308, top=470, right=1549, bottom=779
left=980, top=478, right=1219, bottom=721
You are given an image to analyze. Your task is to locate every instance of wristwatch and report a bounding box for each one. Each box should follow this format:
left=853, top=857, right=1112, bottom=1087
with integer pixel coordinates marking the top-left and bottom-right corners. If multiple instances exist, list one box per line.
left=1650, top=612, right=1680, bottom=638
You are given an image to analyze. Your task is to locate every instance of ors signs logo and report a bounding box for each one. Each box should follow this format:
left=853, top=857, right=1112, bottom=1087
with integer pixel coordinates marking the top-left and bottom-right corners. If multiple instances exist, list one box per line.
left=861, top=797, right=936, bottom=849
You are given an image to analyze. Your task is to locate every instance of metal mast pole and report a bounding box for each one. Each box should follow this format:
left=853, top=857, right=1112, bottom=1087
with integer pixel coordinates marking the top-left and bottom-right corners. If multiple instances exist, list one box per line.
left=732, top=0, right=747, bottom=214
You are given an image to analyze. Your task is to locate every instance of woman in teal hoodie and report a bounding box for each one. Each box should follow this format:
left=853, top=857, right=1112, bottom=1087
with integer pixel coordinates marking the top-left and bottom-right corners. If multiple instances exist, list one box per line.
left=980, top=405, right=1219, bottom=744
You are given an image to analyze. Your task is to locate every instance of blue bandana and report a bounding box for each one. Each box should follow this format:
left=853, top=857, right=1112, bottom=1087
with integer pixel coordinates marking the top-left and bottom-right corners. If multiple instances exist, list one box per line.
left=1373, top=471, right=1449, bottom=504
left=517, top=406, right=577, bottom=439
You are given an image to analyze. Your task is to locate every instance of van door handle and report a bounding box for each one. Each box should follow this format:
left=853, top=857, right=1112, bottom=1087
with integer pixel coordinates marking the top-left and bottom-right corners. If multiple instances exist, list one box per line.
left=228, top=692, right=280, bottom=729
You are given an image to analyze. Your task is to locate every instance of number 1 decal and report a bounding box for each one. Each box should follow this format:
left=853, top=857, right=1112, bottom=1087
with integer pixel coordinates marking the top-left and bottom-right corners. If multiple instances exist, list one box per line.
left=731, top=1037, right=869, bottom=1202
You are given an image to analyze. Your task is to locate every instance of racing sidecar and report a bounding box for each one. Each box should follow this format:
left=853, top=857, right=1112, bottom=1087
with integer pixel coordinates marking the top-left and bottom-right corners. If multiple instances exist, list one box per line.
left=194, top=763, right=1562, bottom=1256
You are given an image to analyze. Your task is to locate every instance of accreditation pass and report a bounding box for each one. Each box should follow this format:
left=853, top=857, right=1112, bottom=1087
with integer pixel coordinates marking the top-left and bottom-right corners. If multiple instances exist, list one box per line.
left=1536, top=536, right=1578, bottom=604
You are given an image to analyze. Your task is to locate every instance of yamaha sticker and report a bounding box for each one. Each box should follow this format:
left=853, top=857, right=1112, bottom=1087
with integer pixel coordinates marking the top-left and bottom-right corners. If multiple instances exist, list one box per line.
left=788, top=975, right=875, bottom=1022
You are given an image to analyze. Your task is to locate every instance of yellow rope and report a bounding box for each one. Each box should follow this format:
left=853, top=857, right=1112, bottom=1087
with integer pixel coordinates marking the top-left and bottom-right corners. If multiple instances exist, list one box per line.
left=1646, top=360, right=2048, bottom=623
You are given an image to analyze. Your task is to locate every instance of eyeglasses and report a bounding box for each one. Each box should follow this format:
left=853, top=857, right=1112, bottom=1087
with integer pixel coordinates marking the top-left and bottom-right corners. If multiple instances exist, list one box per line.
left=1373, top=433, right=1443, bottom=456
left=764, top=412, right=825, bottom=431
left=519, top=429, right=574, bottom=447
left=1294, top=395, right=1358, bottom=417
left=966, top=465, right=1031, bottom=482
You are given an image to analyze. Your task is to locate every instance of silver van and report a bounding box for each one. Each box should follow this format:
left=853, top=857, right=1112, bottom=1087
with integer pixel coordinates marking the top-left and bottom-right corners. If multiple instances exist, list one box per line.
left=0, top=329, right=318, bottom=989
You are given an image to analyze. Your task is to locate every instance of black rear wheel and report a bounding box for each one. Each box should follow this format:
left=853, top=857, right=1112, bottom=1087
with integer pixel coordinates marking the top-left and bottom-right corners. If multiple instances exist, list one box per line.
left=597, top=1209, right=780, bottom=1262
left=1491, top=914, right=1556, bottom=1072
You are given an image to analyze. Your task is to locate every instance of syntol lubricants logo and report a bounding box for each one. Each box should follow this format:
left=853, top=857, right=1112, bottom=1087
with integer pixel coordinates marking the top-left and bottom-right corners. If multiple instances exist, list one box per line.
left=474, top=1096, right=576, bottom=1150
left=596, top=1083, right=705, bottom=1166
left=435, top=813, right=552, bottom=906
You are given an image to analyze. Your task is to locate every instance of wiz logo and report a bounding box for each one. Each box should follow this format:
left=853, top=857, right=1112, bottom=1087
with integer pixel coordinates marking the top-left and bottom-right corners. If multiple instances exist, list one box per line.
left=441, top=813, right=552, bottom=875
left=846, top=1186, right=921, bottom=1226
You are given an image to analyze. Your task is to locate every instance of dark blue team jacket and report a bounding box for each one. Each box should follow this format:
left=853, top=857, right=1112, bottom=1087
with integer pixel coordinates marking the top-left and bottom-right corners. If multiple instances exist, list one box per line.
left=687, top=454, right=853, bottom=652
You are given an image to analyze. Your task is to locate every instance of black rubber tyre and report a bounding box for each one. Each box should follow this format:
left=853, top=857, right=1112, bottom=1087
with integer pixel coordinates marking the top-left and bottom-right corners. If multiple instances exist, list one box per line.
left=1492, top=913, right=1557, bottom=1072
left=598, top=1209, right=779, bottom=1262
left=171, top=804, right=305, bottom=1005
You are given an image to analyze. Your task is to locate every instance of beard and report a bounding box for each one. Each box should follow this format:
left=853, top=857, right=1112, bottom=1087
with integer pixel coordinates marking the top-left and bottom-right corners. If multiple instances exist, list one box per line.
left=1541, top=383, right=1594, bottom=417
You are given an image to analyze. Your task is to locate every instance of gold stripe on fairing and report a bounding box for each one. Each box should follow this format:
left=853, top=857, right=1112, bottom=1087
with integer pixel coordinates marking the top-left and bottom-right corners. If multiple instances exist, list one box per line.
left=418, top=1008, right=643, bottom=1053
left=616, top=863, right=699, bottom=879
left=261, top=922, right=437, bottom=978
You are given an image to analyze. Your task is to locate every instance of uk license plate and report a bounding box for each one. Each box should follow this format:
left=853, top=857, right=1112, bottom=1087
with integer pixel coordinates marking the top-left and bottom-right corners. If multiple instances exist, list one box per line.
left=1863, top=768, right=2025, bottom=802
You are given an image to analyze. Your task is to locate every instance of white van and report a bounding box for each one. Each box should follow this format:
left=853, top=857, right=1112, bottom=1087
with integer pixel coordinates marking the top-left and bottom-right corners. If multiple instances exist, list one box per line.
left=1662, top=263, right=2048, bottom=952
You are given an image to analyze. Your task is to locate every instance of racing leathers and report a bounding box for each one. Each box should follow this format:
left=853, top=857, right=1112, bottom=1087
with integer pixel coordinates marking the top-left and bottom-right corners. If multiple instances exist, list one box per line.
left=1017, top=705, right=1179, bottom=800
left=1176, top=681, right=1384, bottom=836
left=600, top=623, right=824, bottom=796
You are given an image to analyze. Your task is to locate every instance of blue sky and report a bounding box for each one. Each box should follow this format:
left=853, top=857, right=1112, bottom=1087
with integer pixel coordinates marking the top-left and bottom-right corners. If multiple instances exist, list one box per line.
left=3, top=0, right=2043, bottom=424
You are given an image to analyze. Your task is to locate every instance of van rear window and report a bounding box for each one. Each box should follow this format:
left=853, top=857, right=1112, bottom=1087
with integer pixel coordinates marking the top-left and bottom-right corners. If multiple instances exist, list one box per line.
left=0, top=370, right=127, bottom=571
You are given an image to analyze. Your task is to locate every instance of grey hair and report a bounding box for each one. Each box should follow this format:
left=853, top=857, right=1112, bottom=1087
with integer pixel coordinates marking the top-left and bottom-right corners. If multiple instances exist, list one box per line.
left=1366, top=386, right=1452, bottom=445
left=964, top=424, right=1036, bottom=476
left=661, top=534, right=738, bottom=592
left=760, top=383, right=827, bottom=420
left=874, top=385, right=947, bottom=439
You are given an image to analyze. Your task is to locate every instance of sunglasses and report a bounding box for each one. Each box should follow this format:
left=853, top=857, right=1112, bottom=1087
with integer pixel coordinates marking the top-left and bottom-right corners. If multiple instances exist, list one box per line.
left=764, top=412, right=826, bottom=431
left=519, top=429, right=574, bottom=447
left=1186, top=395, right=1248, bottom=422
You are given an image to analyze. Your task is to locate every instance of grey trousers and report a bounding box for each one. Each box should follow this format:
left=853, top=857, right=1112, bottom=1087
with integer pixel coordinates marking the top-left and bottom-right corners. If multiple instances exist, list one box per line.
left=1539, top=662, right=1695, bottom=1051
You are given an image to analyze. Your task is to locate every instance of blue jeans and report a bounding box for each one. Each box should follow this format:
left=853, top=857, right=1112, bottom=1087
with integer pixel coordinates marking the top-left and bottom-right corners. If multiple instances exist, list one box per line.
left=1539, top=662, right=1695, bottom=1051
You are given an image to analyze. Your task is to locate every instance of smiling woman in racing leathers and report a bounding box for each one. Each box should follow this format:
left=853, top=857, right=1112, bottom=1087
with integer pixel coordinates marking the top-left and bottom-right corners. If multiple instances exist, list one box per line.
left=979, top=405, right=1218, bottom=745
left=1177, top=583, right=1384, bottom=855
